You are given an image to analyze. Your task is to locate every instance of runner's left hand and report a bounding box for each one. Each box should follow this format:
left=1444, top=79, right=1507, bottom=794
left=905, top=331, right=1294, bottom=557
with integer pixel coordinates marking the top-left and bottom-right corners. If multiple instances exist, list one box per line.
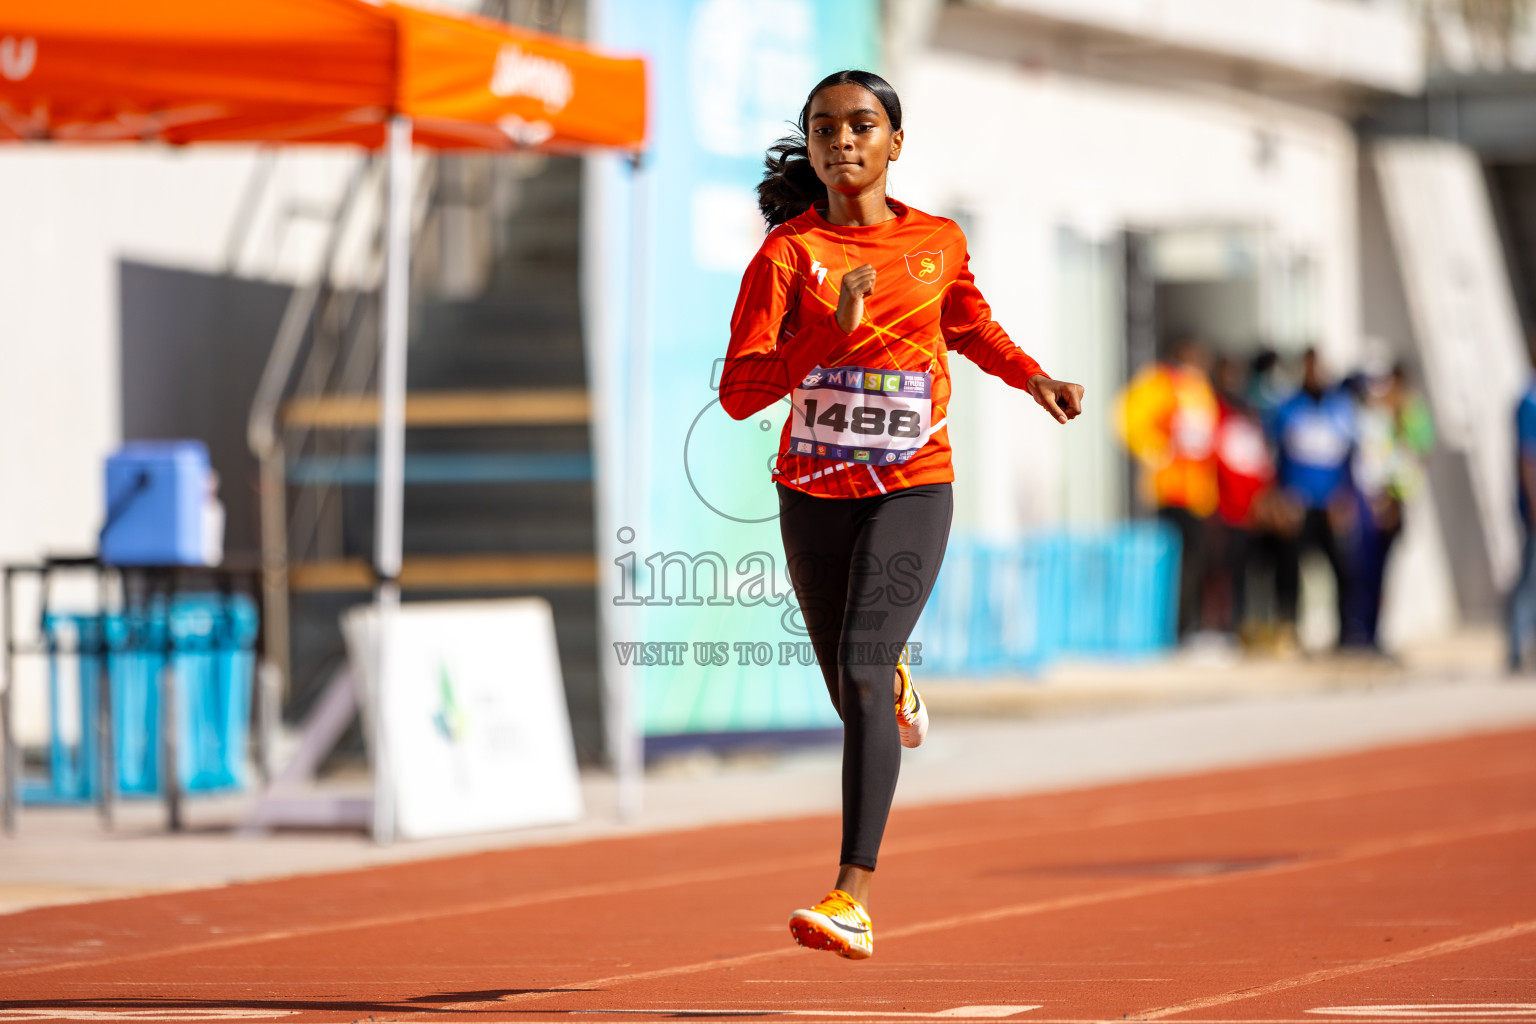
left=1027, top=375, right=1085, bottom=424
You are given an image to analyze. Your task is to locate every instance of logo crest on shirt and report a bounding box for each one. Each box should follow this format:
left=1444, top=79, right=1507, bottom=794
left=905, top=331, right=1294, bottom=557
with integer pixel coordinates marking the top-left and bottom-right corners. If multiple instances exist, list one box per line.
left=904, top=250, right=943, bottom=284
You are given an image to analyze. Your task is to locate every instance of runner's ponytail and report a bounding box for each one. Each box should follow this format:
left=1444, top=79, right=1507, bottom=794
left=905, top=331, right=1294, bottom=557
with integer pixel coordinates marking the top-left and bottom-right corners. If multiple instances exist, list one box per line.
left=757, top=136, right=822, bottom=227
left=757, top=69, right=903, bottom=228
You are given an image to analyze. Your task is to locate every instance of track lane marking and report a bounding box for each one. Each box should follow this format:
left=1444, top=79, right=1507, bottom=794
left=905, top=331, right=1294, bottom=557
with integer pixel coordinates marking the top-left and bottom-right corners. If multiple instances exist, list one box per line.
left=557, top=1007, right=1039, bottom=1018
left=408, top=812, right=1536, bottom=1019
left=3, top=760, right=1531, bottom=983
left=8, top=1018, right=1528, bottom=1024
left=1310, top=1007, right=1536, bottom=1018
left=1128, top=920, right=1536, bottom=1020
left=0, top=1013, right=299, bottom=1021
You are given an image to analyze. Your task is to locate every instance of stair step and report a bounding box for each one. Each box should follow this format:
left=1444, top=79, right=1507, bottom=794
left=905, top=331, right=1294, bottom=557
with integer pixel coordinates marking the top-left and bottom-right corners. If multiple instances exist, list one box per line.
left=282, top=389, right=588, bottom=429
left=288, top=554, right=598, bottom=592
left=288, top=452, right=592, bottom=485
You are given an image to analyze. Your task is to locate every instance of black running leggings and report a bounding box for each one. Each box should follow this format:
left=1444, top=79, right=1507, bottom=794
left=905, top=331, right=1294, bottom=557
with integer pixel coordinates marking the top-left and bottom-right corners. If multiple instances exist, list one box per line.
left=777, top=481, right=953, bottom=870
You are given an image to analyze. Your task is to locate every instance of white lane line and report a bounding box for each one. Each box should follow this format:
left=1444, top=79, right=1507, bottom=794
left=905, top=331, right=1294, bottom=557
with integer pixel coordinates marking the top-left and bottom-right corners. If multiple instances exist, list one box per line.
left=740, top=979, right=1174, bottom=984
left=435, top=1019, right=1536, bottom=1024
left=1130, top=920, right=1536, bottom=1020
left=1310, top=1008, right=1536, bottom=1018
left=564, top=1009, right=1039, bottom=1019
left=0, top=1013, right=298, bottom=1021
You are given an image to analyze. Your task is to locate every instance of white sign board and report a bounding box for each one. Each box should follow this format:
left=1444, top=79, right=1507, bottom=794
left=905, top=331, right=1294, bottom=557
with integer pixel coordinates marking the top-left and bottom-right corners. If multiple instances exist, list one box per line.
left=343, top=598, right=583, bottom=839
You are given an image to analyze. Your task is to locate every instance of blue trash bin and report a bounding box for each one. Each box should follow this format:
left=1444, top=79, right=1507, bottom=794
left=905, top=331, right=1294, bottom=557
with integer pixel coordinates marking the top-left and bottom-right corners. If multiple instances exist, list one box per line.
left=168, top=594, right=257, bottom=792
left=25, top=592, right=257, bottom=804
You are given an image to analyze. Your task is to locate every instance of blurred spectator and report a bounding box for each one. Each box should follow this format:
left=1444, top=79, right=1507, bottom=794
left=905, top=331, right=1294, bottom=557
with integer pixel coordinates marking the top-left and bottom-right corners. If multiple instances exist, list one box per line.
left=1210, top=356, right=1276, bottom=636
left=1118, top=336, right=1219, bottom=639
left=1343, top=363, right=1434, bottom=651
left=1271, top=348, right=1355, bottom=647
left=1247, top=347, right=1291, bottom=439
left=1509, top=355, right=1536, bottom=672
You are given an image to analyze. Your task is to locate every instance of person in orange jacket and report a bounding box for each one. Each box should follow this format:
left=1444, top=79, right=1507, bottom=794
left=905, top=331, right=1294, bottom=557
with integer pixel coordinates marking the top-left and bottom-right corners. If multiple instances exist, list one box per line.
left=1118, top=336, right=1220, bottom=638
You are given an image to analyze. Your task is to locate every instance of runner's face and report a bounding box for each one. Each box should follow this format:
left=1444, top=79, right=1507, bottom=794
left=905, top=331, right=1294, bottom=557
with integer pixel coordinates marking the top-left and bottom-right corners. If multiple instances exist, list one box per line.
left=805, top=84, right=902, bottom=196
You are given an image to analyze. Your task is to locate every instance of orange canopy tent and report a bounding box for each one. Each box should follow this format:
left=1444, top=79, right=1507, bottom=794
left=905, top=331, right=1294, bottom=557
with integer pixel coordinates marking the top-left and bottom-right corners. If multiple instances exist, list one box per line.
left=0, top=0, right=645, bottom=150
left=0, top=0, right=647, bottom=838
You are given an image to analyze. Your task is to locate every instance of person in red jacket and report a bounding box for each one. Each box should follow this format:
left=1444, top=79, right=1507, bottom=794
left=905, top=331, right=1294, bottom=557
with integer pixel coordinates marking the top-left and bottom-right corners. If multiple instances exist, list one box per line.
left=719, top=69, right=1084, bottom=960
left=1211, top=356, right=1277, bottom=636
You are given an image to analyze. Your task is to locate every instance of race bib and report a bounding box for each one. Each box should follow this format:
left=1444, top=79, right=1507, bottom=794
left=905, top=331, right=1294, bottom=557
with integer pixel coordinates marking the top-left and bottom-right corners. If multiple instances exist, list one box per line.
left=1170, top=407, right=1216, bottom=459
left=1285, top=410, right=1351, bottom=467
left=786, top=365, right=932, bottom=465
left=1218, top=416, right=1271, bottom=476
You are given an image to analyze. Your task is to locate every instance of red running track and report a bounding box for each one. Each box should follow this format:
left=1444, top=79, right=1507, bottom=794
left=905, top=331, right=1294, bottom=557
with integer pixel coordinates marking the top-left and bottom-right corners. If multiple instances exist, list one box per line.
left=1, top=727, right=1534, bottom=1023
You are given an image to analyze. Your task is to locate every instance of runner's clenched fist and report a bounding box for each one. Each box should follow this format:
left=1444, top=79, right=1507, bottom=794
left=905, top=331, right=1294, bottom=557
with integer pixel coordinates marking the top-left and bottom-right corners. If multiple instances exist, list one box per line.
left=836, top=263, right=877, bottom=334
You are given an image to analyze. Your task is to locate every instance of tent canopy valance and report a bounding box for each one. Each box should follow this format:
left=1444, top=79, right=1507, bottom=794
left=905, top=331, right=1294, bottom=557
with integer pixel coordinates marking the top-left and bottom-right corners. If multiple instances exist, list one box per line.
left=0, top=0, right=646, bottom=150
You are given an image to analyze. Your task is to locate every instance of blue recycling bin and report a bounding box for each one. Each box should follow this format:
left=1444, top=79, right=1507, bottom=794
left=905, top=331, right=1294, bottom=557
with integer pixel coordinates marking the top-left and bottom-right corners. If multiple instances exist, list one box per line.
left=23, top=592, right=257, bottom=805
left=101, top=441, right=212, bottom=566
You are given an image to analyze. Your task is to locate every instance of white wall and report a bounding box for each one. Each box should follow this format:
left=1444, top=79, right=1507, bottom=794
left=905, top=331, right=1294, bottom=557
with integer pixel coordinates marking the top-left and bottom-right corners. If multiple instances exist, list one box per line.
left=0, top=145, right=360, bottom=746
left=894, top=49, right=1363, bottom=535
left=980, top=0, right=1422, bottom=93
left=0, top=145, right=361, bottom=565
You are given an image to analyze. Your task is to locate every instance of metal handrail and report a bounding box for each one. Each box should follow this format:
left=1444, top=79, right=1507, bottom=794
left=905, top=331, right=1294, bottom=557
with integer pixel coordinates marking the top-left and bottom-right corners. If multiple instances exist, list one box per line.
left=283, top=155, right=440, bottom=573
left=246, top=156, right=377, bottom=465
left=223, top=151, right=276, bottom=275
left=245, top=150, right=441, bottom=700
left=246, top=155, right=376, bottom=700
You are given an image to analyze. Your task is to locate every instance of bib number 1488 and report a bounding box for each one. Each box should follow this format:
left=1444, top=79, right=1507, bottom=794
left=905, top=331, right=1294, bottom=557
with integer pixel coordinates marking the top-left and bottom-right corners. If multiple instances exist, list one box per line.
left=802, top=398, right=922, bottom=438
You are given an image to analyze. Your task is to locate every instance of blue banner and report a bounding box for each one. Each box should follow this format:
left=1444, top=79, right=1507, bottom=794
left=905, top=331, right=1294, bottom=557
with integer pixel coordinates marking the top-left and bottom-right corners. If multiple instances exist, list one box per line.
left=588, top=0, right=881, bottom=738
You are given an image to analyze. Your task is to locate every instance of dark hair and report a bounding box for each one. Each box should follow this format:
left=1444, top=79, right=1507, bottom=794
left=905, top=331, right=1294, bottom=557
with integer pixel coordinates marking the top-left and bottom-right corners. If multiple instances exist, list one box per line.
left=1159, top=332, right=1200, bottom=361
left=757, top=69, right=903, bottom=227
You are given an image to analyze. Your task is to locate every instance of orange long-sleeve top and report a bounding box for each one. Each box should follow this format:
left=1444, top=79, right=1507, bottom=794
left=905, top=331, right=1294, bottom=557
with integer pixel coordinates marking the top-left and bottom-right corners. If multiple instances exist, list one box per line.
left=721, top=199, right=1047, bottom=499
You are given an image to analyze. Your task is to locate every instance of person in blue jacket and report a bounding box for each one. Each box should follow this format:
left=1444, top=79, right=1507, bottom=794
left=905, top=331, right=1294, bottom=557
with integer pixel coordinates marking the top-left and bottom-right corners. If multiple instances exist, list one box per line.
left=1508, top=361, right=1536, bottom=671
left=1271, top=348, right=1356, bottom=647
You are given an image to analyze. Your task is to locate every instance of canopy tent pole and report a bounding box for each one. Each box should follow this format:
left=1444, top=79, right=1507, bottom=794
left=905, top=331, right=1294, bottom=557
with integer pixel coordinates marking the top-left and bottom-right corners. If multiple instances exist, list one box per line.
left=371, top=113, right=412, bottom=846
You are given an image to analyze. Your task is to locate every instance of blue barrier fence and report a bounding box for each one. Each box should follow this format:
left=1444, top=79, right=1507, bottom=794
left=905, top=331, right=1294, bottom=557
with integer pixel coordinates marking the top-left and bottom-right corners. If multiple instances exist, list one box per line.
left=914, top=521, right=1181, bottom=675
left=25, top=593, right=258, bottom=805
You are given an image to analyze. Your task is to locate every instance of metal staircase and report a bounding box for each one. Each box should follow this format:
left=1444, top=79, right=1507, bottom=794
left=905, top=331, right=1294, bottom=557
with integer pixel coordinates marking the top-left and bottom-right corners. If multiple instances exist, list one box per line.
left=245, top=149, right=603, bottom=760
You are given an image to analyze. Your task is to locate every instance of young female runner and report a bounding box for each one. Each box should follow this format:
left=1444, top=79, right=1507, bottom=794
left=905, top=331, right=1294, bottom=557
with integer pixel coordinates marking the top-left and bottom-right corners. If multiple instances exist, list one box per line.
left=719, top=69, right=1084, bottom=959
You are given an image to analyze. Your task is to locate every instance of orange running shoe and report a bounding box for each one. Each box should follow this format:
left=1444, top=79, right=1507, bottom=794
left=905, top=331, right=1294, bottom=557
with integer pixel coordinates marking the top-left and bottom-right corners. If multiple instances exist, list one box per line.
left=895, top=661, right=928, bottom=748
left=788, top=889, right=874, bottom=959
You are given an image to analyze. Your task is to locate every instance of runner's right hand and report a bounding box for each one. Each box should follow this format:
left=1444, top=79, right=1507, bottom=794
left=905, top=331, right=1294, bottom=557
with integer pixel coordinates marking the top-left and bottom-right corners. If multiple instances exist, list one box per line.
left=836, top=264, right=877, bottom=334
